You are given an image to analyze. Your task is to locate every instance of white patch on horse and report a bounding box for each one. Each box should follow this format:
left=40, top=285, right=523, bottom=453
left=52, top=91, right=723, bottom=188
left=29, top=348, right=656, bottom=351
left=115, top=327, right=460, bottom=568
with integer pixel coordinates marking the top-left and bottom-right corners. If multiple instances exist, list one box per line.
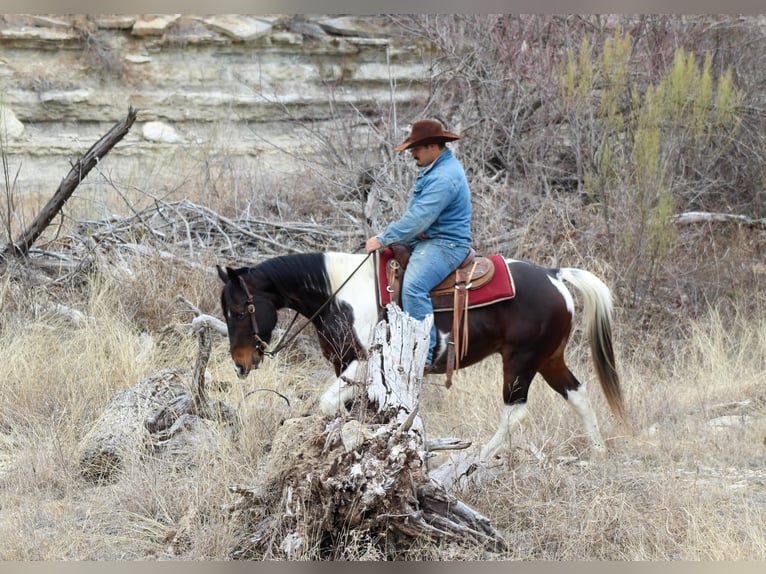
left=548, top=273, right=575, bottom=315
left=480, top=402, right=529, bottom=461
left=432, top=329, right=450, bottom=363
left=323, top=253, right=379, bottom=349
left=565, top=385, right=606, bottom=452
left=319, top=359, right=362, bottom=415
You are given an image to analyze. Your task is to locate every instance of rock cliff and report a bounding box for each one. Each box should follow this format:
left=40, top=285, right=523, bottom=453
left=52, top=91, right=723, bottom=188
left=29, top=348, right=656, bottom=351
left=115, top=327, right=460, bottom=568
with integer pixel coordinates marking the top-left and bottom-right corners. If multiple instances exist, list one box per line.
left=0, top=14, right=434, bottom=195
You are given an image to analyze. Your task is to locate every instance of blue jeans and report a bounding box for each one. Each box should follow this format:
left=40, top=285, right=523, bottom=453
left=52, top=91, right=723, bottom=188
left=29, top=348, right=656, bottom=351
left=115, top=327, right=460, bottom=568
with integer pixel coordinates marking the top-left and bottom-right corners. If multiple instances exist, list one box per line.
left=401, top=239, right=471, bottom=364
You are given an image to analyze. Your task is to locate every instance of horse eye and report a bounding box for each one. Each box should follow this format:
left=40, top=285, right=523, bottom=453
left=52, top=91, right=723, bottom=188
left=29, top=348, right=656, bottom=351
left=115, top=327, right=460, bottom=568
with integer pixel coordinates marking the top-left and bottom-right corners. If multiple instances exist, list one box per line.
left=226, top=308, right=245, bottom=321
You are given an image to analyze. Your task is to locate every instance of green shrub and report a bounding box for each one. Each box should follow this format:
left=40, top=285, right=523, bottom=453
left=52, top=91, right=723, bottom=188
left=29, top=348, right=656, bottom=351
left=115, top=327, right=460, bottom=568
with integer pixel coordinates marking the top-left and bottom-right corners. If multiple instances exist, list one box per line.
left=561, top=29, right=744, bottom=303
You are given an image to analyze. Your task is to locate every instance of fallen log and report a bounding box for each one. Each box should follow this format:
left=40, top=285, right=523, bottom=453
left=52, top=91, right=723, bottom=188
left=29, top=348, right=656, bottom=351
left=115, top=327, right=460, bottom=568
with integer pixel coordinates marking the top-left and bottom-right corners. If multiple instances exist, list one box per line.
left=671, top=211, right=766, bottom=229
left=77, top=319, right=238, bottom=484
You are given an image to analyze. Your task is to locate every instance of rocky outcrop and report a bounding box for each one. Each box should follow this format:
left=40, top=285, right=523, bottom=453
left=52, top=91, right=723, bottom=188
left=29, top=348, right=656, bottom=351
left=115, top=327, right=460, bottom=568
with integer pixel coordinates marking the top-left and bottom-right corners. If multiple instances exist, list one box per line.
left=0, top=14, right=434, bottom=193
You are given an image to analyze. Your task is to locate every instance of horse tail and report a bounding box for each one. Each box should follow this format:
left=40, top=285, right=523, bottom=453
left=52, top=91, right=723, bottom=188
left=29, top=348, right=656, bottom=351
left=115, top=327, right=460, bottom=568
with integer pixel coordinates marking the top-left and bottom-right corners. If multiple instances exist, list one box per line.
left=558, top=268, right=628, bottom=428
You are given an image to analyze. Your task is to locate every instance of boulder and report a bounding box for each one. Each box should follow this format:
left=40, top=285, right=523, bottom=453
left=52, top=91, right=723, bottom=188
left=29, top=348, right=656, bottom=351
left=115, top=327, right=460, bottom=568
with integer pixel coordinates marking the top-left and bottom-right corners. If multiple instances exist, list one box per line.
left=142, top=121, right=182, bottom=143
left=0, top=107, right=24, bottom=139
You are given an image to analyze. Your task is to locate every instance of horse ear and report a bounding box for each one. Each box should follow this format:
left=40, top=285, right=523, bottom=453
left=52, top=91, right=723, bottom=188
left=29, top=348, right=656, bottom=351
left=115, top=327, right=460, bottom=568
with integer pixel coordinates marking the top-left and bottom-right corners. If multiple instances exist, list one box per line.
left=216, top=265, right=229, bottom=283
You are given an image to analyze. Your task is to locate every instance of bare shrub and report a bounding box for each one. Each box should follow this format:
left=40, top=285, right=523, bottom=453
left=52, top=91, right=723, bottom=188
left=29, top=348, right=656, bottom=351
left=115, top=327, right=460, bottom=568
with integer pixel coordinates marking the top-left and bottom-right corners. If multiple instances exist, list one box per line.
left=388, top=15, right=766, bottom=329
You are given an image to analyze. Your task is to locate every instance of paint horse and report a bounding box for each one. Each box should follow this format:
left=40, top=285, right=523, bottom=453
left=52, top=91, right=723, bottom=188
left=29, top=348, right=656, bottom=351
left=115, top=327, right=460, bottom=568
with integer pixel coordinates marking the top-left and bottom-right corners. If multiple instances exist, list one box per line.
left=217, top=251, right=627, bottom=460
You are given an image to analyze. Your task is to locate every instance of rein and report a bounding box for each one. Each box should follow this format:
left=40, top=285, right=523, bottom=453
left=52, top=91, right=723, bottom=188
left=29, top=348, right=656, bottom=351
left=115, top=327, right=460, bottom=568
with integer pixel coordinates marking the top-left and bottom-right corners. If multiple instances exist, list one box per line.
left=239, top=253, right=372, bottom=358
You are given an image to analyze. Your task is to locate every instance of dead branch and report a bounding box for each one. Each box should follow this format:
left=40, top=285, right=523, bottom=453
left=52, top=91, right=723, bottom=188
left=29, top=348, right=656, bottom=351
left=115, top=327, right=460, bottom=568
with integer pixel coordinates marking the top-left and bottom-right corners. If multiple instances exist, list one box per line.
left=3, top=107, right=137, bottom=259
left=74, top=198, right=353, bottom=258
left=2, top=193, right=361, bottom=286
left=671, top=211, right=766, bottom=228
left=175, top=294, right=229, bottom=337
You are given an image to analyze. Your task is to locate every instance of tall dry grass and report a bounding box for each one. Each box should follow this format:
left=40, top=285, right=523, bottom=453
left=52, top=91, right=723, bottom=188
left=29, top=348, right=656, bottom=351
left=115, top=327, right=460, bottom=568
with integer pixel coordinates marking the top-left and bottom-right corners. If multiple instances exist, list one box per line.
left=0, top=268, right=295, bottom=559
left=0, top=265, right=764, bottom=559
left=418, top=297, right=766, bottom=560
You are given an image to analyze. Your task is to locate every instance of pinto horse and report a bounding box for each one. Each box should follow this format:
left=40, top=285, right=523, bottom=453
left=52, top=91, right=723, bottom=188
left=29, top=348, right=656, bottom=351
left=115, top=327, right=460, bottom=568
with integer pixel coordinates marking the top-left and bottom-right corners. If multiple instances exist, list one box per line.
left=217, top=251, right=627, bottom=460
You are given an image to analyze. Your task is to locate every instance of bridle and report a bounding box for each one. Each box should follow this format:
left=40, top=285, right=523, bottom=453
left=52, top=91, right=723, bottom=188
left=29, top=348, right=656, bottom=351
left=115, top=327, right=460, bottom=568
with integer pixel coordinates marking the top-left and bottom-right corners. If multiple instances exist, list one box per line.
left=236, top=275, right=270, bottom=355
left=233, top=252, right=372, bottom=358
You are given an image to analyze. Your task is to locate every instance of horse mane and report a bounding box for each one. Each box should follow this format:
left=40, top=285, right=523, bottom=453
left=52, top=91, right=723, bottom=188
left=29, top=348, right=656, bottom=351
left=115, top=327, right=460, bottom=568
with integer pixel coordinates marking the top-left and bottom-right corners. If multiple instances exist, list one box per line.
left=250, top=252, right=331, bottom=298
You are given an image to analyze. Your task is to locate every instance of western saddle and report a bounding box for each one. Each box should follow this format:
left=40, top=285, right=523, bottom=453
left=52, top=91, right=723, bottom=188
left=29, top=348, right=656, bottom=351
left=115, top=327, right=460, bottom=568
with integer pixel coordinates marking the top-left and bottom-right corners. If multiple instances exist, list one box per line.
left=384, top=243, right=495, bottom=388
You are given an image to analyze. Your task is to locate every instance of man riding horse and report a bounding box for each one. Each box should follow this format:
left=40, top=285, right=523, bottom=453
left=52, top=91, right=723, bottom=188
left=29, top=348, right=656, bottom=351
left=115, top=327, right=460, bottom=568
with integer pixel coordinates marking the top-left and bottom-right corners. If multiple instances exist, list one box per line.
left=365, top=119, right=473, bottom=371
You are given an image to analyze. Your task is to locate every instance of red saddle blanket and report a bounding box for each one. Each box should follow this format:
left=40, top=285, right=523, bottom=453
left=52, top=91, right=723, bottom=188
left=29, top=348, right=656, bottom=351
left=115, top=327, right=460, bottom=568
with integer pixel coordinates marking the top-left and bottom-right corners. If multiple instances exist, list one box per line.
left=377, top=251, right=516, bottom=310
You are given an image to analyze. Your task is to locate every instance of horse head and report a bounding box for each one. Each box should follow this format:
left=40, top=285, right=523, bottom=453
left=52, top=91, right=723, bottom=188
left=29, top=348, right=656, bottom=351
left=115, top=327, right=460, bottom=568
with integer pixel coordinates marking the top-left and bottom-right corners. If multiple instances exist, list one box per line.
left=217, top=265, right=279, bottom=378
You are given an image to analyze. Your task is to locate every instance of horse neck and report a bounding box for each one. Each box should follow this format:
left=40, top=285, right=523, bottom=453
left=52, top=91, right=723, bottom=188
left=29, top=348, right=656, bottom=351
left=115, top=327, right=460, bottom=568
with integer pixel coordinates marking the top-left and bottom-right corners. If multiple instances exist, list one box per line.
left=253, top=253, right=334, bottom=318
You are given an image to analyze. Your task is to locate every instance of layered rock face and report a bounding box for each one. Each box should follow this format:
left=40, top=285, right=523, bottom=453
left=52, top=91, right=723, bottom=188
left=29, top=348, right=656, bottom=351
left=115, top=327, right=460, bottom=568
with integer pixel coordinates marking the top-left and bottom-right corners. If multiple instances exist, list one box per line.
left=0, top=15, right=433, bottom=195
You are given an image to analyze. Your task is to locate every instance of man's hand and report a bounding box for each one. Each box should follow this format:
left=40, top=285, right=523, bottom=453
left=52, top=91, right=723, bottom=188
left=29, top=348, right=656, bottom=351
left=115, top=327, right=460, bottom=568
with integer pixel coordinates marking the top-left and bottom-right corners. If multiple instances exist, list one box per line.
left=365, top=236, right=383, bottom=253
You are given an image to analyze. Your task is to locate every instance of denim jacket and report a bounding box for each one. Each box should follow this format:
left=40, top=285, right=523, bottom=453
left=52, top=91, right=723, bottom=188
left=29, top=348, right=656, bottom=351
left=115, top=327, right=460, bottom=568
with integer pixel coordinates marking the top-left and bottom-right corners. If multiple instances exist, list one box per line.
left=377, top=148, right=472, bottom=249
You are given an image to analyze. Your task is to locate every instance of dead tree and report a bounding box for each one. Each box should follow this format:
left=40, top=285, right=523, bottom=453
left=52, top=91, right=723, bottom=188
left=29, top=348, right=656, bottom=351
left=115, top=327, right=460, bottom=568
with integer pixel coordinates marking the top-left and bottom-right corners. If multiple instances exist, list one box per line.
left=2, top=107, right=137, bottom=260
left=227, top=305, right=507, bottom=559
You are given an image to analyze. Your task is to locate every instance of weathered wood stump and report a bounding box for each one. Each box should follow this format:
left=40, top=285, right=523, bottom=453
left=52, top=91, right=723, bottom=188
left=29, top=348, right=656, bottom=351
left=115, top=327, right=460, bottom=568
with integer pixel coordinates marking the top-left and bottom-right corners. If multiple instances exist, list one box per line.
left=77, top=317, right=237, bottom=484
left=227, top=305, right=507, bottom=559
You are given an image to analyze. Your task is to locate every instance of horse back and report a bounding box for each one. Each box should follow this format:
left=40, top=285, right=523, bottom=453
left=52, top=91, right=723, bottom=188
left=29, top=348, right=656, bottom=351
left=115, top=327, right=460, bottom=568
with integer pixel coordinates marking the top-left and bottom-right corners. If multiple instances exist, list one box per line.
left=505, top=259, right=572, bottom=317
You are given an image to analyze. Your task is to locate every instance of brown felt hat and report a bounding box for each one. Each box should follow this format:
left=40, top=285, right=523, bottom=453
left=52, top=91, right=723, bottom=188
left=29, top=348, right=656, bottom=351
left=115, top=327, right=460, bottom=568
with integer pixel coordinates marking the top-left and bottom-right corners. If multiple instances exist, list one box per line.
left=394, top=119, right=461, bottom=152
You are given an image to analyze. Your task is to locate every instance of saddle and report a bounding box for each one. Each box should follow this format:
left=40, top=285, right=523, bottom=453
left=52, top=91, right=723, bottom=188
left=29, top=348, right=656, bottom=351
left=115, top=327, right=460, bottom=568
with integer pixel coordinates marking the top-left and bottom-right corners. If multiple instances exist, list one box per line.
left=384, top=243, right=496, bottom=308
left=382, top=243, right=497, bottom=388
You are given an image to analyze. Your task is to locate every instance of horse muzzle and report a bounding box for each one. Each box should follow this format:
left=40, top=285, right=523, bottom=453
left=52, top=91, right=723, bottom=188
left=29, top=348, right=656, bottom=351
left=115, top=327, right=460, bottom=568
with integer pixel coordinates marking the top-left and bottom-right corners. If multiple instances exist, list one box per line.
left=233, top=363, right=250, bottom=379
left=232, top=349, right=263, bottom=378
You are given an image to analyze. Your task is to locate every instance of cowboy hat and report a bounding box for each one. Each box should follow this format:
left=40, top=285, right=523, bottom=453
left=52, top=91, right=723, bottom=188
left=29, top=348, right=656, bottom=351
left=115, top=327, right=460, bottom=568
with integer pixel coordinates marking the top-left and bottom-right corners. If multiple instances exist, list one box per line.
left=394, top=119, right=461, bottom=152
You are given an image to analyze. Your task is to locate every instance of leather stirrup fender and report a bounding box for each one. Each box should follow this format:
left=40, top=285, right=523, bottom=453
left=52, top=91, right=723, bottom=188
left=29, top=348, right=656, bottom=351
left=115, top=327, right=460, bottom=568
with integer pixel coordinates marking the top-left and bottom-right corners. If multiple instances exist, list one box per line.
left=444, top=260, right=478, bottom=388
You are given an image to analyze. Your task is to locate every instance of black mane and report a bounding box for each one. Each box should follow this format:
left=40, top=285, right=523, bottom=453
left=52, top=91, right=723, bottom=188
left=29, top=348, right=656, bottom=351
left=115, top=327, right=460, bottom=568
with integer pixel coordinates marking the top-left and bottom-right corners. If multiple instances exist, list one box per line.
left=249, top=252, right=332, bottom=305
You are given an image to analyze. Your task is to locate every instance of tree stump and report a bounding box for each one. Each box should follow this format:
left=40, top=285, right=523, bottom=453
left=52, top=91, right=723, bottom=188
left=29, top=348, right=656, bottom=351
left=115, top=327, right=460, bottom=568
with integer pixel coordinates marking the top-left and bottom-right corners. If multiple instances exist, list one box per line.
left=227, top=304, right=507, bottom=559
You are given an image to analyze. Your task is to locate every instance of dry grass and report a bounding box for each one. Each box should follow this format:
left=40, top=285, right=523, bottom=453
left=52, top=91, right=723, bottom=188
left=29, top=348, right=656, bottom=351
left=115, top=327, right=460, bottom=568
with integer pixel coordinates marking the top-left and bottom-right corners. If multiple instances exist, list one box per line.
left=0, top=264, right=764, bottom=560
left=419, top=298, right=766, bottom=560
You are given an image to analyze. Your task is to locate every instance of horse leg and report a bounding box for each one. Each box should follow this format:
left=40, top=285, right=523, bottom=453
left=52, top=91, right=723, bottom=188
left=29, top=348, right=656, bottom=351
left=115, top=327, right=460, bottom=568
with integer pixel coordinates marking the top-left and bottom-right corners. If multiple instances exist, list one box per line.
left=480, top=352, right=537, bottom=461
left=318, top=360, right=362, bottom=415
left=565, top=384, right=606, bottom=454
left=538, top=351, right=606, bottom=454
left=480, top=396, right=530, bottom=461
